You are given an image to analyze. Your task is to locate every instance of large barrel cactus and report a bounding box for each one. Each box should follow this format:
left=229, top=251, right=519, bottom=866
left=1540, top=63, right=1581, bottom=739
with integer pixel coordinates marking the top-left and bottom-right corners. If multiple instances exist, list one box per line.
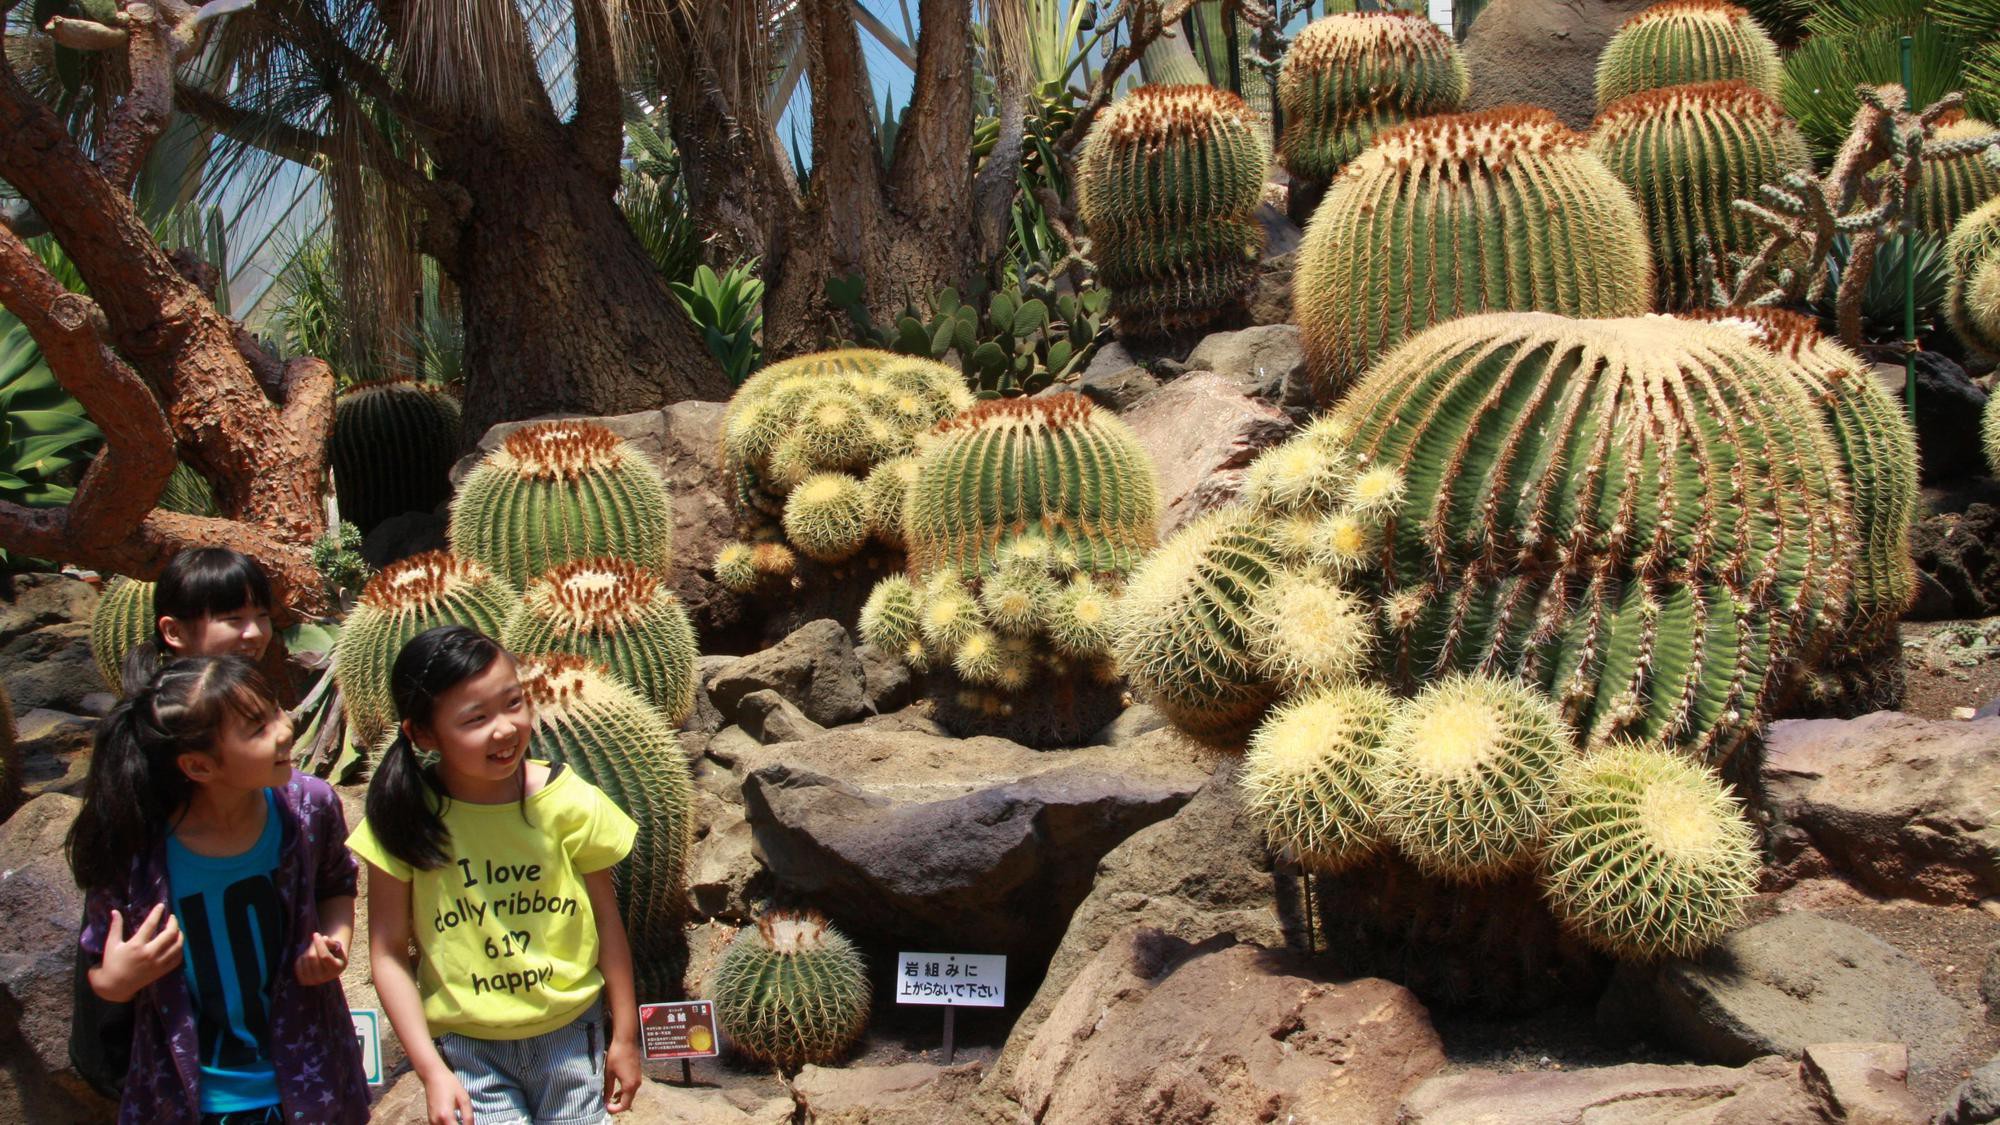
left=1948, top=193, right=2000, bottom=359
left=90, top=576, right=155, bottom=689
left=517, top=653, right=693, bottom=1001
left=1594, top=0, right=1782, bottom=110
left=449, top=421, right=673, bottom=588
left=710, top=911, right=869, bottom=1070
left=1294, top=107, right=1652, bottom=402
left=1076, top=84, right=1271, bottom=336
left=332, top=379, right=463, bottom=534
left=503, top=558, right=699, bottom=725
left=1590, top=82, right=1810, bottom=310
left=1915, top=116, right=2000, bottom=238
left=1338, top=312, right=1855, bottom=764
left=334, top=552, right=519, bottom=749
left=1277, top=12, right=1468, bottom=185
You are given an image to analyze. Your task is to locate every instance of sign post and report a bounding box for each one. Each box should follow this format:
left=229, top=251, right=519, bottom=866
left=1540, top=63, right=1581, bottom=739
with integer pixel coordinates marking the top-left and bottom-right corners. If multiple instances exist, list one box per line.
left=894, top=951, right=1006, bottom=1064
left=639, top=1000, right=720, bottom=1086
left=351, top=1010, right=383, bottom=1087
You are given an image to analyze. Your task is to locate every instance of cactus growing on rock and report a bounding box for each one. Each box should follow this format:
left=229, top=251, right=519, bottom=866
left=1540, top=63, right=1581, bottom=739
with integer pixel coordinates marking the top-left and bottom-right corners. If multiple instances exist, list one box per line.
left=331, top=379, right=463, bottom=534
left=335, top=552, right=520, bottom=749
left=1594, top=0, right=1782, bottom=110
left=90, top=576, right=154, bottom=689
left=1294, top=107, right=1652, bottom=401
left=1240, top=682, right=1399, bottom=873
left=1277, top=12, right=1469, bottom=184
left=711, top=911, right=869, bottom=1070
left=503, top=558, right=699, bottom=724
left=449, top=421, right=673, bottom=588
left=1076, top=84, right=1271, bottom=336
left=1590, top=82, right=1810, bottom=310
left=1915, top=116, right=2000, bottom=237
left=1948, top=194, right=2000, bottom=359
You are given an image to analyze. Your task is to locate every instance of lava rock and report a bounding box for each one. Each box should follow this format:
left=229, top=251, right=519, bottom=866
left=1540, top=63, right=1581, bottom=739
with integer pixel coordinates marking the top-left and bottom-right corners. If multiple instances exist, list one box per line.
left=1908, top=504, right=2000, bottom=620
left=707, top=619, right=866, bottom=729
left=736, top=689, right=825, bottom=745
left=791, top=1062, right=988, bottom=1125
left=0, top=795, right=108, bottom=1121
left=1247, top=249, right=1297, bottom=330
left=1941, top=1056, right=2000, bottom=1125
left=1461, top=0, right=1657, bottom=130
left=1, top=623, right=105, bottom=712
left=0, top=574, right=97, bottom=647
left=1873, top=353, right=1991, bottom=484
left=855, top=640, right=914, bottom=716
left=1800, top=1042, right=1925, bottom=1125
left=1041, top=342, right=1162, bottom=413
left=1120, top=372, right=1292, bottom=537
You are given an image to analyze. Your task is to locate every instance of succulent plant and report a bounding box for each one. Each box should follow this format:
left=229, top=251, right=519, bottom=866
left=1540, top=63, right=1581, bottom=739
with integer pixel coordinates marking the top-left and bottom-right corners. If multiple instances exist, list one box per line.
left=503, top=558, right=699, bottom=724
left=90, top=576, right=154, bottom=690
left=1076, top=84, right=1271, bottom=336
left=311, top=521, right=372, bottom=602
left=1948, top=193, right=2000, bottom=359
left=835, top=276, right=1113, bottom=398
left=159, top=462, right=217, bottom=517
left=710, top=911, right=870, bottom=1070
left=1277, top=12, right=1469, bottom=184
left=782, top=474, right=870, bottom=564
left=1987, top=392, right=2000, bottom=478
left=1914, top=116, right=2000, bottom=237
left=1590, top=82, right=1811, bottom=310
left=1294, top=107, right=1652, bottom=401
left=449, top=421, right=673, bottom=589
left=1239, top=682, right=1399, bottom=873
left=1339, top=312, right=1855, bottom=764
left=1594, top=0, right=1781, bottom=110
left=334, top=551, right=520, bottom=749
left=517, top=653, right=694, bottom=1000
left=331, top=379, right=463, bottom=535
left=1539, top=741, right=1757, bottom=960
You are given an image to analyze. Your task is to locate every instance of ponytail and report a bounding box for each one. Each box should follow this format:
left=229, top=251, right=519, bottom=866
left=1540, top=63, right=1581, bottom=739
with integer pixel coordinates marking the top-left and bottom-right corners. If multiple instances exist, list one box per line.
left=363, top=625, right=508, bottom=872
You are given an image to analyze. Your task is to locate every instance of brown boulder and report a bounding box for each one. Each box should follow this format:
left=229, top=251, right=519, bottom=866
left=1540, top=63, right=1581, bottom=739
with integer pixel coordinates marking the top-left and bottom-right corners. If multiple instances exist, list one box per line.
left=1399, top=1056, right=1831, bottom=1123
left=0, top=794, right=110, bottom=1122
left=1801, top=1042, right=1926, bottom=1125
left=1461, top=0, right=1654, bottom=130
left=1119, top=372, right=1291, bottom=537
left=791, top=1061, right=996, bottom=1124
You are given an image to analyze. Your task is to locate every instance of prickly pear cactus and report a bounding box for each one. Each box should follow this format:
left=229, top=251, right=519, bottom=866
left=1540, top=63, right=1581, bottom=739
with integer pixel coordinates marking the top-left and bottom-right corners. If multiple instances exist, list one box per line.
left=449, top=421, right=673, bottom=588
left=90, top=576, right=155, bottom=690
left=1277, top=12, right=1469, bottom=184
left=1590, top=82, right=1810, bottom=310
left=334, top=552, right=520, bottom=749
left=710, top=911, right=869, bottom=1070
left=1294, top=108, right=1652, bottom=401
left=1948, top=193, right=2000, bottom=360
left=1594, top=0, right=1782, bottom=110
left=1915, top=116, right=2000, bottom=237
left=331, top=379, right=463, bottom=534
left=504, top=558, right=699, bottom=724
left=1076, top=84, right=1271, bottom=336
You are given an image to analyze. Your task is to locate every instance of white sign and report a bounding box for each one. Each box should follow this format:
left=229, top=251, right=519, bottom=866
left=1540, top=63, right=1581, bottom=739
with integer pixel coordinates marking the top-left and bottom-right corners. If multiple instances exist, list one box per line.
left=352, top=1009, right=383, bottom=1086
left=895, top=951, right=1006, bottom=1007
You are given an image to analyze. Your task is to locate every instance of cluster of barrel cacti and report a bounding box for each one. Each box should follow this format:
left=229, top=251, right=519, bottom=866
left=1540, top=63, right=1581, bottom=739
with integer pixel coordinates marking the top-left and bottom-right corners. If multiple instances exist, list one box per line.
left=712, top=349, right=971, bottom=591
left=1276, top=12, right=1468, bottom=184
left=330, top=379, right=462, bottom=535
left=1949, top=193, right=2000, bottom=359
left=1594, top=0, right=1781, bottom=110
left=710, top=910, right=869, bottom=1070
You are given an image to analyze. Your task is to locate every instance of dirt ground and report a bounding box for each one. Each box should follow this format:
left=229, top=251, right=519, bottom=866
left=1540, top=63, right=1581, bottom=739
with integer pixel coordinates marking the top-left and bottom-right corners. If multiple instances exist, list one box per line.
left=1900, top=618, right=2000, bottom=720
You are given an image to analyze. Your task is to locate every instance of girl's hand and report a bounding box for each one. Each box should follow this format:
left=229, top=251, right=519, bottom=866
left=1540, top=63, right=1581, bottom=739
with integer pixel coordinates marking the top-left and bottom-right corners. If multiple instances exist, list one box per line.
left=604, top=1036, right=641, bottom=1114
left=424, top=1070, right=473, bottom=1125
left=293, top=932, right=348, bottom=986
left=92, top=905, right=183, bottom=1002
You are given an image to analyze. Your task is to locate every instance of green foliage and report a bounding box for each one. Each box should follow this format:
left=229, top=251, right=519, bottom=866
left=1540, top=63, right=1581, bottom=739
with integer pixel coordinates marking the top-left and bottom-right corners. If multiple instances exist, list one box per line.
left=310, top=521, right=372, bottom=602
left=159, top=463, right=217, bottom=517
left=331, top=378, right=463, bottom=535
left=1240, top=682, right=1399, bottom=873
left=831, top=269, right=1111, bottom=398
left=518, top=654, right=693, bottom=1000
left=0, top=322, right=101, bottom=569
left=1947, top=194, right=2000, bottom=358
left=1277, top=12, right=1469, bottom=184
left=90, top=576, right=154, bottom=690
left=671, top=261, right=765, bottom=387
left=271, top=233, right=463, bottom=391
left=1594, top=0, right=1781, bottom=110
left=1821, top=231, right=1951, bottom=341
left=1295, top=108, right=1652, bottom=402
left=620, top=104, right=702, bottom=286
left=1781, top=5, right=1996, bottom=164
left=711, top=911, right=869, bottom=1070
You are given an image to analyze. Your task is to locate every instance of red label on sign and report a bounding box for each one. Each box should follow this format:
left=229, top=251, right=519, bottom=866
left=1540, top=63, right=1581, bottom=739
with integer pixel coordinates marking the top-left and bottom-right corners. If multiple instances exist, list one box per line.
left=640, top=1000, right=720, bottom=1060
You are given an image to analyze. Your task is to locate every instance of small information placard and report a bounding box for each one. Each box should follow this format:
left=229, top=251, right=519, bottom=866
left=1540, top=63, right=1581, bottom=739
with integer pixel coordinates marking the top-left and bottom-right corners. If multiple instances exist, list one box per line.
left=639, top=1000, right=720, bottom=1061
left=351, top=1009, right=382, bottom=1086
left=894, top=952, right=1006, bottom=1007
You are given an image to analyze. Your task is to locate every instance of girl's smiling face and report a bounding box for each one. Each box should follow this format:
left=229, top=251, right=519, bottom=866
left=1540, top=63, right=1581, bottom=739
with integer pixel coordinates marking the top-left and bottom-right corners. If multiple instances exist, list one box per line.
left=178, top=700, right=294, bottom=791
left=407, top=651, right=534, bottom=788
left=162, top=602, right=274, bottom=662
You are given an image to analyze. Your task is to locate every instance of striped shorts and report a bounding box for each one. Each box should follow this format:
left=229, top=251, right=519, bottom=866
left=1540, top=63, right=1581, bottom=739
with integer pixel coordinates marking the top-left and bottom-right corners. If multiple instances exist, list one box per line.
left=435, top=998, right=608, bottom=1124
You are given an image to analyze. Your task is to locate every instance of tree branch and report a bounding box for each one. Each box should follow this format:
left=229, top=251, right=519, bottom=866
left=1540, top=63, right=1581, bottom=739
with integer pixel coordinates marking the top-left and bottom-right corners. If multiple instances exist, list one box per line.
left=801, top=0, right=885, bottom=271
left=891, top=0, right=974, bottom=217
left=971, top=0, right=1029, bottom=264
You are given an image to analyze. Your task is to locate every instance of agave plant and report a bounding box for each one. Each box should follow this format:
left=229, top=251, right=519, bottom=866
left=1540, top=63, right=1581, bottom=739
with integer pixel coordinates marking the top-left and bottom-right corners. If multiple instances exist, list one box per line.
left=0, top=323, right=101, bottom=569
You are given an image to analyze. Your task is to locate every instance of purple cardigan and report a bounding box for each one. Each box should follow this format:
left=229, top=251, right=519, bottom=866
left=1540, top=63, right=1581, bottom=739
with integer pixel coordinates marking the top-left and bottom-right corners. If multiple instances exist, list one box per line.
left=79, top=771, right=371, bottom=1125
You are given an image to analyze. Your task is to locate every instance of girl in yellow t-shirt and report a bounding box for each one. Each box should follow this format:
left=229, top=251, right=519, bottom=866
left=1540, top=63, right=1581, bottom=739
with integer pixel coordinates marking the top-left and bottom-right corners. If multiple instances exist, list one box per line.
left=348, top=626, right=642, bottom=1125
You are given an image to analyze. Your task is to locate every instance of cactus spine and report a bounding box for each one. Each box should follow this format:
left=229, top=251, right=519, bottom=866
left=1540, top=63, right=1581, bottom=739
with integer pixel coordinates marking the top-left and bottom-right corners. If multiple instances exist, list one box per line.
left=1294, top=107, right=1653, bottom=401
left=334, top=552, right=520, bottom=749
left=504, top=558, right=699, bottom=724
left=449, top=421, right=673, bottom=588
left=90, top=576, right=155, bottom=690
left=1986, top=392, right=2000, bottom=478
left=1916, top=117, right=2000, bottom=237
left=332, top=379, right=463, bottom=534
left=1948, top=193, right=2000, bottom=360
left=1077, top=85, right=1271, bottom=336
left=1594, top=0, right=1782, bottom=110
left=517, top=654, right=693, bottom=1000
left=1590, top=82, right=1810, bottom=310
left=1240, top=683, right=1399, bottom=873
left=711, top=911, right=870, bottom=1069
left=1278, top=13, right=1469, bottom=184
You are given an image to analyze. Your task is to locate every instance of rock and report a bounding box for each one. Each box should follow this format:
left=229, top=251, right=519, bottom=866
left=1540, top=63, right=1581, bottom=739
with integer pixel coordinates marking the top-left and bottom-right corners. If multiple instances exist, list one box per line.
left=685, top=804, right=766, bottom=924
left=1462, top=0, right=1655, bottom=131
left=1247, top=249, right=1296, bottom=329
left=0, top=794, right=106, bottom=1121
left=736, top=689, right=826, bottom=745
left=1184, top=324, right=1313, bottom=418
left=1909, top=504, right=2000, bottom=620
left=1874, top=352, right=1990, bottom=484
left=14, top=709, right=93, bottom=799
left=1801, top=1042, right=1925, bottom=1125
left=1761, top=713, right=2000, bottom=904
left=704, top=725, right=758, bottom=770
left=359, top=510, right=447, bottom=569
left=683, top=918, right=737, bottom=999
left=1985, top=947, right=2000, bottom=1024
left=373, top=1070, right=793, bottom=1124
left=1120, top=372, right=1291, bottom=537
left=736, top=725, right=1215, bottom=962
left=1011, top=929, right=1443, bottom=1125
left=791, top=1061, right=988, bottom=1124
left=708, top=619, right=866, bottom=729
left=74, top=692, right=113, bottom=719
left=1643, top=913, right=1967, bottom=1076
left=0, top=623, right=104, bottom=714
left=857, top=706, right=949, bottom=737
left=680, top=654, right=738, bottom=761
left=0, top=574, right=98, bottom=646
left=1091, top=703, right=1167, bottom=746
left=1255, top=200, right=1304, bottom=259
left=1041, top=342, right=1162, bottom=413
left=1941, top=1056, right=2000, bottom=1125
left=1399, top=1056, right=1829, bottom=1124
left=856, top=642, right=914, bottom=716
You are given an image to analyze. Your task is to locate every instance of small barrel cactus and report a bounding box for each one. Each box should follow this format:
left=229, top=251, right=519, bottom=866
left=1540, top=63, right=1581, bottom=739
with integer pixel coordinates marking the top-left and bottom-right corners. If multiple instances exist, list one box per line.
left=518, top=653, right=694, bottom=1001
left=1986, top=393, right=2000, bottom=478
left=1915, top=116, right=2000, bottom=238
left=1294, top=107, right=1652, bottom=401
left=1948, top=193, right=2000, bottom=360
left=1277, top=12, right=1469, bottom=184
left=1076, top=84, right=1271, bottom=336
left=90, top=576, right=155, bottom=690
left=711, top=911, right=870, bottom=1070
left=1590, top=82, right=1810, bottom=310
left=449, top=421, right=673, bottom=588
left=503, top=558, right=699, bottom=724
left=1594, top=0, right=1781, bottom=110
left=334, top=552, right=520, bottom=749
left=1239, top=682, right=1399, bottom=873
left=1539, top=741, right=1757, bottom=960
left=331, top=379, right=463, bottom=534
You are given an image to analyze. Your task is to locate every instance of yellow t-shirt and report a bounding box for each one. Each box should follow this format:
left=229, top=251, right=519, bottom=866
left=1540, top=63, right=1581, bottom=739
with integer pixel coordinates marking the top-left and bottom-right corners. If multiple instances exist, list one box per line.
left=347, top=763, right=636, bottom=1039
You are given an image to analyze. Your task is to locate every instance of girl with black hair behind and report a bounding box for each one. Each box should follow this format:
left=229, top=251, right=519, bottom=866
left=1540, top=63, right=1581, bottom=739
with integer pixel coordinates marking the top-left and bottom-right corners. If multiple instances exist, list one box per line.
left=349, top=625, right=643, bottom=1125
left=119, top=547, right=277, bottom=694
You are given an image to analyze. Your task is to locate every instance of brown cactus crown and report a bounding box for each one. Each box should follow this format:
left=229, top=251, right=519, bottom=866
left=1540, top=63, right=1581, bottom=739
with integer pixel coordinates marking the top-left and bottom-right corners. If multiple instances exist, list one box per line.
left=358, top=550, right=496, bottom=611
left=1362, top=106, right=1583, bottom=173
left=522, top=558, right=665, bottom=632
left=516, top=651, right=619, bottom=711
left=494, top=420, right=627, bottom=481
left=1593, top=80, right=1788, bottom=132
left=1097, top=84, right=1258, bottom=146
left=934, top=391, right=1097, bottom=436
left=1289, top=10, right=1454, bottom=68
left=752, top=909, right=835, bottom=954
left=1618, top=0, right=1752, bottom=31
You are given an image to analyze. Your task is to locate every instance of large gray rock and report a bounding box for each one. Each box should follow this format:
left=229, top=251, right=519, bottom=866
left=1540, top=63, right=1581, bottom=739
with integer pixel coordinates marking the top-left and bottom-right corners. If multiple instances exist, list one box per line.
left=1, top=622, right=104, bottom=713
left=1043, top=341, right=1162, bottom=413
left=1399, top=1056, right=1829, bottom=1124
left=1941, top=1056, right=2000, bottom=1125
left=736, top=689, right=825, bottom=745
left=0, top=574, right=97, bottom=647
left=0, top=795, right=108, bottom=1121
left=707, top=619, right=866, bottom=729
left=736, top=726, right=1214, bottom=963
left=1184, top=324, right=1312, bottom=418
left=1011, top=929, right=1443, bottom=1125
left=1761, top=713, right=2000, bottom=904
left=14, top=709, right=92, bottom=799
left=1120, top=372, right=1291, bottom=537
left=684, top=799, right=767, bottom=925
left=1461, top=0, right=1654, bottom=131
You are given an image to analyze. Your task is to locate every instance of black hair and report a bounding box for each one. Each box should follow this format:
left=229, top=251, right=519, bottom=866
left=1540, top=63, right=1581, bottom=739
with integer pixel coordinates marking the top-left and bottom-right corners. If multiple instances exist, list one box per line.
left=68, top=656, right=281, bottom=892
left=364, top=625, right=512, bottom=871
left=119, top=547, right=276, bottom=694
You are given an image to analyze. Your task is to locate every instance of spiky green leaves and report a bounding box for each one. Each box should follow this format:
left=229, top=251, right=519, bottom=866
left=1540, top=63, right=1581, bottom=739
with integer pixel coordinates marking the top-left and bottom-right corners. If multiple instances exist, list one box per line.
left=1077, top=85, right=1271, bottom=335
left=1540, top=742, right=1757, bottom=959
left=711, top=912, right=870, bottom=1070
left=1916, top=118, right=2000, bottom=237
left=1594, top=0, right=1781, bottom=109
left=1948, top=194, right=2000, bottom=359
left=335, top=552, right=520, bottom=748
left=1278, top=12, right=1469, bottom=184
left=449, top=421, right=673, bottom=588
left=503, top=558, right=699, bottom=724
left=1241, top=684, right=1398, bottom=872
left=331, top=379, right=463, bottom=534
left=1295, top=108, right=1652, bottom=401
left=90, top=576, right=154, bottom=689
